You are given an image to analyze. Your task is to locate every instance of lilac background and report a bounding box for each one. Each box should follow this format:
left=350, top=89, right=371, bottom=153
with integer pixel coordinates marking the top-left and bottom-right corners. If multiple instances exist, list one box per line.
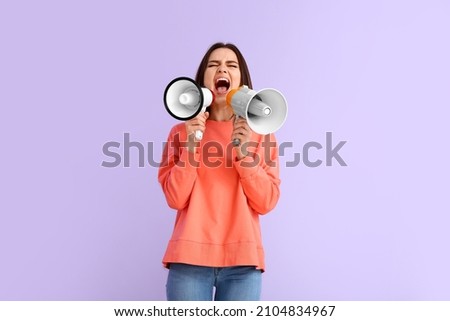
left=1, top=0, right=449, bottom=300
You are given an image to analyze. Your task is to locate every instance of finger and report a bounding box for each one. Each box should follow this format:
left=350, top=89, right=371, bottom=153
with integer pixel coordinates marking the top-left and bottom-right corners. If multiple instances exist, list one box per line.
left=235, top=118, right=248, bottom=125
left=189, top=126, right=206, bottom=136
left=231, top=132, right=247, bottom=143
left=198, top=111, right=209, bottom=121
left=233, top=120, right=249, bottom=129
left=188, top=118, right=206, bottom=128
left=240, top=122, right=251, bottom=131
left=195, top=114, right=209, bottom=126
left=233, top=126, right=248, bottom=135
left=234, top=124, right=250, bottom=134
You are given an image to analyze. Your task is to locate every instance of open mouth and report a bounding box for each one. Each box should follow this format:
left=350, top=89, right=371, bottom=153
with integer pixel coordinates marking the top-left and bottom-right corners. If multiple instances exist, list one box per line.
left=215, top=78, right=230, bottom=95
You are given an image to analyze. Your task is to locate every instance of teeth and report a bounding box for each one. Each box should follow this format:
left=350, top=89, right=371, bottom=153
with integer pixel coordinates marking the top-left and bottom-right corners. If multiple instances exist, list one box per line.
left=215, top=77, right=229, bottom=84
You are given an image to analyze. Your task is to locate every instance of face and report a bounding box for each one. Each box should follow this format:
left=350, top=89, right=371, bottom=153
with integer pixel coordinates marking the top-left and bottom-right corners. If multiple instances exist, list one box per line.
left=203, top=48, right=241, bottom=103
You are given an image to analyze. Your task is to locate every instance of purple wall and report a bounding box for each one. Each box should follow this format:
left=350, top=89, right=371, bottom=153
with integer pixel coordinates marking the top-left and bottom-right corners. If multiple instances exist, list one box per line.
left=1, top=0, right=449, bottom=300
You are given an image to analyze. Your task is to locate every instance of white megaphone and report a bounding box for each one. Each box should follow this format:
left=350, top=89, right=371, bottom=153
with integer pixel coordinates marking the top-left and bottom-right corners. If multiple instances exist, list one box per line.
left=164, top=77, right=214, bottom=140
left=226, top=86, right=288, bottom=146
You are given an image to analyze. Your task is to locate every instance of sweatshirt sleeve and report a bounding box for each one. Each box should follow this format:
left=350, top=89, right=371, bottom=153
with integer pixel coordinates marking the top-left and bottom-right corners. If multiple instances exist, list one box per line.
left=158, top=125, right=200, bottom=210
left=233, top=133, right=281, bottom=215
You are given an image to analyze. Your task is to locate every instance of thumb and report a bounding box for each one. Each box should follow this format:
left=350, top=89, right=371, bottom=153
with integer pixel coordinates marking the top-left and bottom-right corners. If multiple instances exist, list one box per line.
left=204, top=111, right=210, bottom=119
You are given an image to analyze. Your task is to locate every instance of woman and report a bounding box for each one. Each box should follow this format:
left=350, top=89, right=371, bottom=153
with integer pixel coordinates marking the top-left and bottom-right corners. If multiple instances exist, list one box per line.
left=158, top=42, right=281, bottom=301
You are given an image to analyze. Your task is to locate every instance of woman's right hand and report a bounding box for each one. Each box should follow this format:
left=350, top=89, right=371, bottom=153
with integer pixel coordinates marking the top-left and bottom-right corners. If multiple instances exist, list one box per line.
left=185, top=111, right=209, bottom=152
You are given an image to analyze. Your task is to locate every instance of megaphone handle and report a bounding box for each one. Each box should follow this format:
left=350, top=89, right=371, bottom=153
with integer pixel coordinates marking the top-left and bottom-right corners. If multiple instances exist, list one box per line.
left=195, top=130, right=203, bottom=141
left=232, top=115, right=241, bottom=147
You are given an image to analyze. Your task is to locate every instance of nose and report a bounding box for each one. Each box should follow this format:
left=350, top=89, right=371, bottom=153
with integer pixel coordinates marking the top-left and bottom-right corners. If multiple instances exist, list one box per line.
left=217, top=64, right=228, bottom=74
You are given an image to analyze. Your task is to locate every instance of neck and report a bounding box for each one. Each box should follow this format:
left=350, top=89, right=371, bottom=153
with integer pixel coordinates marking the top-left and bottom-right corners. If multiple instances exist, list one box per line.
left=208, top=101, right=234, bottom=121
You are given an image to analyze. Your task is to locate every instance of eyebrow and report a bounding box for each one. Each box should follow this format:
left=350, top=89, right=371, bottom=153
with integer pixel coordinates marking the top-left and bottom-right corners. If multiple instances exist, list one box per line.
left=208, top=60, right=239, bottom=65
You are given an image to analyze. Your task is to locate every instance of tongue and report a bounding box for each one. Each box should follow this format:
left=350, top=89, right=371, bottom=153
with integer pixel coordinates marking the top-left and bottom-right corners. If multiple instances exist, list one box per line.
left=217, top=86, right=228, bottom=94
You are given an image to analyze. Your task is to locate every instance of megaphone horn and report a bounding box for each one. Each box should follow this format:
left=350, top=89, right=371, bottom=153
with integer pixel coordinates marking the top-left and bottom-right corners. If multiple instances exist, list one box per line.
left=226, top=86, right=288, bottom=146
left=163, top=77, right=214, bottom=140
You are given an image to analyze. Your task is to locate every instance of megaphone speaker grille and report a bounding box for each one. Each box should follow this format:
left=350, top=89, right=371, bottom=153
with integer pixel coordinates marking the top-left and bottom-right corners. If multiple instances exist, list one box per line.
left=247, top=89, right=288, bottom=135
left=163, top=77, right=204, bottom=121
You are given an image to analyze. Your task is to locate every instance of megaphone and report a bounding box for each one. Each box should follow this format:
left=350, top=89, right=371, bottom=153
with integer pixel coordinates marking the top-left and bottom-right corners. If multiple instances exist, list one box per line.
left=163, top=77, right=214, bottom=140
left=226, top=86, right=288, bottom=146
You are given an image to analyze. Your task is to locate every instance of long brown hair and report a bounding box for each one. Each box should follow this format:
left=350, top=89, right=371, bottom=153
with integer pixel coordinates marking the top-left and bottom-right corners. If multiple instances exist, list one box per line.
left=195, top=42, right=253, bottom=89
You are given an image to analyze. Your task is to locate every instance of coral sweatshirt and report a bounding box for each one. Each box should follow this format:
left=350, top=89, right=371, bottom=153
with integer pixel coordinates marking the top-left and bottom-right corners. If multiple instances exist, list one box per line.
left=158, top=119, right=280, bottom=271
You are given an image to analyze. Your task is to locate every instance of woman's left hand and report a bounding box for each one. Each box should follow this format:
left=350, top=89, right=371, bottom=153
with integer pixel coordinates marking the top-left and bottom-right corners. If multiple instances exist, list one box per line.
left=232, top=116, right=253, bottom=160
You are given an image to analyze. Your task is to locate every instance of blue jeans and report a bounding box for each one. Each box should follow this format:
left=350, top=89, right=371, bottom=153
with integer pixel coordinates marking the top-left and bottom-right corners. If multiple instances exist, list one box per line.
left=166, top=263, right=262, bottom=301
